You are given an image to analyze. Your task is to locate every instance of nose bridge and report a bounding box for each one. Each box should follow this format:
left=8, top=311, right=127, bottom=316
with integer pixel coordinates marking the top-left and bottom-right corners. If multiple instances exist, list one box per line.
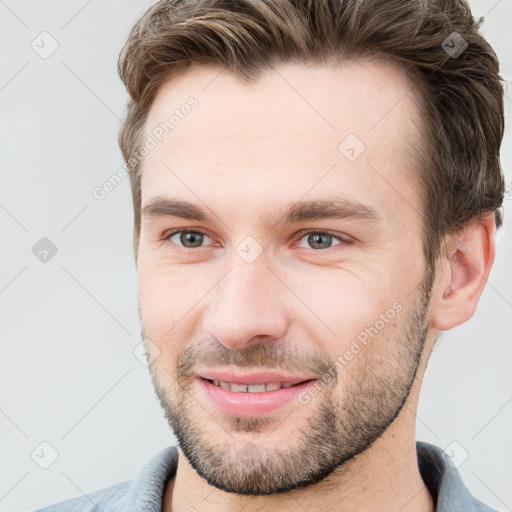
left=202, top=255, right=289, bottom=350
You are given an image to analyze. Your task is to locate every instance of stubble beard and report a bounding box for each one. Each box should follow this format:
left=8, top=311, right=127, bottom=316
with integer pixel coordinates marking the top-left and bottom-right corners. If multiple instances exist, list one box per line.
left=145, top=270, right=434, bottom=495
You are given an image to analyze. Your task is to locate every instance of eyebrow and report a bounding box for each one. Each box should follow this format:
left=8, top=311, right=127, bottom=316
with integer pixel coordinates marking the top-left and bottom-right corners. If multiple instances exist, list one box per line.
left=141, top=196, right=380, bottom=227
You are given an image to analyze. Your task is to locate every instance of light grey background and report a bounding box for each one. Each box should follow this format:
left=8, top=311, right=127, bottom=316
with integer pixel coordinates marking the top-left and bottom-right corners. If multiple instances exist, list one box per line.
left=1, top=1, right=511, bottom=511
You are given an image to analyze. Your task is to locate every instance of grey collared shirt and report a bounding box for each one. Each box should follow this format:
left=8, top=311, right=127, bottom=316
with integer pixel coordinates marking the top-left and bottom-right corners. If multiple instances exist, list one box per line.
left=34, top=441, right=498, bottom=511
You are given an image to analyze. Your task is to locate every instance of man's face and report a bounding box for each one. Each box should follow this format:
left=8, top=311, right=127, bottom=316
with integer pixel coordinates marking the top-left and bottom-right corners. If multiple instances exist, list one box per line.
left=137, top=61, right=434, bottom=494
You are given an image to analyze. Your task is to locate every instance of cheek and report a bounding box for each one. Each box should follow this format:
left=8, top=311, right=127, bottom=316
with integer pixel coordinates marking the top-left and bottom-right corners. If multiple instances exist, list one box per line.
left=288, top=265, right=403, bottom=349
left=294, top=271, right=409, bottom=390
left=137, top=258, right=202, bottom=342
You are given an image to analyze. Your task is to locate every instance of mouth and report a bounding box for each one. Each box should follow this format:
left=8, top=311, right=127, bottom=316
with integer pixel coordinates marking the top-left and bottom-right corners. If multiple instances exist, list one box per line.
left=195, top=375, right=317, bottom=417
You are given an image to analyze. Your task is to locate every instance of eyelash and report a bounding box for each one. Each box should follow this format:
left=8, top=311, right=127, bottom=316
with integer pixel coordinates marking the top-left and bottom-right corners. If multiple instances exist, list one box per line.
left=162, top=228, right=352, bottom=251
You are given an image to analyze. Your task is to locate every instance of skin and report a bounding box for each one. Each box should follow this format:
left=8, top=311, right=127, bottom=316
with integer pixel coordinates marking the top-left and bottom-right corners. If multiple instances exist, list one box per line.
left=136, top=61, right=496, bottom=512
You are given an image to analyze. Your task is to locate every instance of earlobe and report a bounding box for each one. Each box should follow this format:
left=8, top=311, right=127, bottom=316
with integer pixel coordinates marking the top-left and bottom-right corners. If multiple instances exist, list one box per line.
left=429, top=213, right=496, bottom=332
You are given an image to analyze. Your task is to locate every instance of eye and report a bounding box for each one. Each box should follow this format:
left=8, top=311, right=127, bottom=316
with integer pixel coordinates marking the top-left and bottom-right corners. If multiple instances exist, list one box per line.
left=295, top=230, right=350, bottom=250
left=162, top=229, right=351, bottom=251
left=166, top=229, right=215, bottom=249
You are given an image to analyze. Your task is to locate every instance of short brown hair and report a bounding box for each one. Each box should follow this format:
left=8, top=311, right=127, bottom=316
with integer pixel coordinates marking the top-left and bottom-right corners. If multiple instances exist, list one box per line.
left=118, top=0, right=505, bottom=268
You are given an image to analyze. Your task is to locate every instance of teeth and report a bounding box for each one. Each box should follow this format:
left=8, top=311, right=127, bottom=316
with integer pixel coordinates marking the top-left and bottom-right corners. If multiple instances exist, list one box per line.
left=210, top=379, right=300, bottom=392
left=230, top=383, right=249, bottom=392
left=247, top=384, right=266, bottom=393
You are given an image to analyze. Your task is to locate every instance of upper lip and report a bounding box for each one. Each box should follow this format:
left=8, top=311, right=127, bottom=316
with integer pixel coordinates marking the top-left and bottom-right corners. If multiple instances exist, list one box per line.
left=196, top=369, right=316, bottom=385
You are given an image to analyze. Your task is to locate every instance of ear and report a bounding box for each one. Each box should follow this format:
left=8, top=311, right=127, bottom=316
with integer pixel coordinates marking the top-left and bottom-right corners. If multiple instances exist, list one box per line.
left=429, top=212, right=496, bottom=332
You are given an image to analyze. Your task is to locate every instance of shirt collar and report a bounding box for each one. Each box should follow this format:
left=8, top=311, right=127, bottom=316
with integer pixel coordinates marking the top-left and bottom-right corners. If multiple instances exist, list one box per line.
left=121, top=445, right=178, bottom=512
left=417, top=441, right=494, bottom=511
left=120, top=441, right=493, bottom=511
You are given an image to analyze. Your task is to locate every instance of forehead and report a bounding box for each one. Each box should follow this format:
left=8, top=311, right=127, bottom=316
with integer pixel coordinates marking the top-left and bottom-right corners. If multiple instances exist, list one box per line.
left=140, top=60, right=423, bottom=225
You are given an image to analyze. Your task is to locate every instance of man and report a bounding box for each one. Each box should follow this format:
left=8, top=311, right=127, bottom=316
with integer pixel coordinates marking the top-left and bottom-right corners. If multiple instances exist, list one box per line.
left=35, top=0, right=506, bottom=510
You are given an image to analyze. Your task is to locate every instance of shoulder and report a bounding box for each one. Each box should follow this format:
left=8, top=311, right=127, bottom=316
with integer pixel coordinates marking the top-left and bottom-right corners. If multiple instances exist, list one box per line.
left=33, top=480, right=131, bottom=512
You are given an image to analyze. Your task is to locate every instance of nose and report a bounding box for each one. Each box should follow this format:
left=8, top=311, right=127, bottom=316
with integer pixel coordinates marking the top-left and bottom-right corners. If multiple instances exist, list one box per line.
left=201, top=260, right=290, bottom=350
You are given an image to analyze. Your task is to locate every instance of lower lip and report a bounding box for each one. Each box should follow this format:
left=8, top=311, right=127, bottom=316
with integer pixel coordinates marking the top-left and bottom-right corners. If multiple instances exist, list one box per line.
left=196, top=377, right=317, bottom=417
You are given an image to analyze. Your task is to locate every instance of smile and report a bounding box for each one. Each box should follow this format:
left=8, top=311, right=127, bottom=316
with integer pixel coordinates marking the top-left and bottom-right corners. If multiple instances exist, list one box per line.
left=206, top=379, right=299, bottom=393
